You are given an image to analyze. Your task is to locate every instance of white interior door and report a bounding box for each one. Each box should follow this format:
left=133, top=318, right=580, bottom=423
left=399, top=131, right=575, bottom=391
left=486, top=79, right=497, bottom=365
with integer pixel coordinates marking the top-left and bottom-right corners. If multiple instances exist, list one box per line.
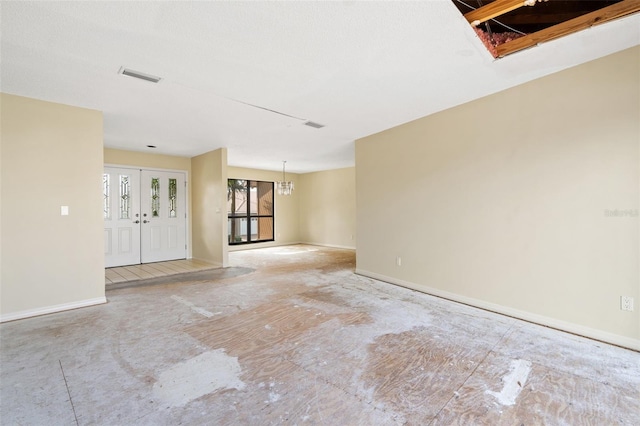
left=140, top=170, right=187, bottom=263
left=104, top=167, right=141, bottom=267
left=104, top=168, right=187, bottom=267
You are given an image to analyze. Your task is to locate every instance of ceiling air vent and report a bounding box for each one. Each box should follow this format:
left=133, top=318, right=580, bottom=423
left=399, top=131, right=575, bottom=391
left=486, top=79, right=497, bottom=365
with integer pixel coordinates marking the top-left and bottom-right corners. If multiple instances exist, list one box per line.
left=118, top=67, right=162, bottom=83
left=303, top=121, right=325, bottom=129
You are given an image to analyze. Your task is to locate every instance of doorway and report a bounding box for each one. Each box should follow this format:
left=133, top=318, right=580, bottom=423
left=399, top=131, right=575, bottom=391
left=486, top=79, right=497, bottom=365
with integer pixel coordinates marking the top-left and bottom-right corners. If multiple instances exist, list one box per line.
left=104, top=167, right=187, bottom=267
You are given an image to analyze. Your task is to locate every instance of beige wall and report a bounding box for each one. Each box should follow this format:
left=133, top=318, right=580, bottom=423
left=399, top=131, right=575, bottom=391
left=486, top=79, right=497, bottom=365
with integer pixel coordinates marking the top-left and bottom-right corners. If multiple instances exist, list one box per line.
left=227, top=166, right=300, bottom=251
left=1, top=94, right=105, bottom=320
left=356, top=46, right=639, bottom=350
left=104, top=148, right=191, bottom=172
left=192, top=149, right=228, bottom=265
left=299, top=167, right=356, bottom=249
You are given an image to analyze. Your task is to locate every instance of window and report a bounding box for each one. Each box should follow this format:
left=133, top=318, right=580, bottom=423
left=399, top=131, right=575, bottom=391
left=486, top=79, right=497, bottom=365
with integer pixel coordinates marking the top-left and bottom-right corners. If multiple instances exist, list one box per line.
left=228, top=179, right=274, bottom=245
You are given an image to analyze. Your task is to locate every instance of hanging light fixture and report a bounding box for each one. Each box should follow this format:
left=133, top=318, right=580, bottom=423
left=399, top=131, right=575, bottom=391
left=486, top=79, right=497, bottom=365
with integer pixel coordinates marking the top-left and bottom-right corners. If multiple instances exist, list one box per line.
left=276, top=161, right=294, bottom=195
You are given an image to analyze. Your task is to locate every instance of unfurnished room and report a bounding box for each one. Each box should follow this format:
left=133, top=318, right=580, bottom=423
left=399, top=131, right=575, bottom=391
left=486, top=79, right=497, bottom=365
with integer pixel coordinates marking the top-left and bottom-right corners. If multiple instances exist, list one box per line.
left=1, top=1, right=639, bottom=424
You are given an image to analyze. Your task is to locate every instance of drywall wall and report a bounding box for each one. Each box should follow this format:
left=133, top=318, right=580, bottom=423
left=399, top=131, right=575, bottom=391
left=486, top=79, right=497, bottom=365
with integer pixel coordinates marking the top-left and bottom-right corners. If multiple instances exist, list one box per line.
left=191, top=149, right=228, bottom=266
left=104, top=148, right=191, bottom=172
left=355, top=46, right=639, bottom=349
left=1, top=93, right=105, bottom=320
left=0, top=105, right=2, bottom=298
left=299, top=167, right=356, bottom=249
left=227, top=166, right=300, bottom=251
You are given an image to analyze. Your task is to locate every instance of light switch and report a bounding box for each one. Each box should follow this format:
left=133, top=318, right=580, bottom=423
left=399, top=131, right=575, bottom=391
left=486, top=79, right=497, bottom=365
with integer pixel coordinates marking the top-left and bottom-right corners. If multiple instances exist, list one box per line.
left=61, top=206, right=69, bottom=216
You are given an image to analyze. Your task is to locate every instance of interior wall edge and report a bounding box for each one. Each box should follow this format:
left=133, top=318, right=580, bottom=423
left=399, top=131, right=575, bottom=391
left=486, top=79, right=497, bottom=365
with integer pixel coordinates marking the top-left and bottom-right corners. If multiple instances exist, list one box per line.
left=355, top=268, right=640, bottom=352
left=0, top=297, right=107, bottom=323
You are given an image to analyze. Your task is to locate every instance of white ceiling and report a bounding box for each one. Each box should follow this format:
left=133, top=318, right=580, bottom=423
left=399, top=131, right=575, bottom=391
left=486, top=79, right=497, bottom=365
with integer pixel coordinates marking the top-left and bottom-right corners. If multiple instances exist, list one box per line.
left=1, top=1, right=639, bottom=173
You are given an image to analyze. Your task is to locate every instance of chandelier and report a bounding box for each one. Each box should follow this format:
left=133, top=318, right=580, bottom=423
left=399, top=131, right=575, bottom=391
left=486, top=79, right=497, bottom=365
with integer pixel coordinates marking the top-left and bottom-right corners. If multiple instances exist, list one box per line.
left=276, top=161, right=294, bottom=195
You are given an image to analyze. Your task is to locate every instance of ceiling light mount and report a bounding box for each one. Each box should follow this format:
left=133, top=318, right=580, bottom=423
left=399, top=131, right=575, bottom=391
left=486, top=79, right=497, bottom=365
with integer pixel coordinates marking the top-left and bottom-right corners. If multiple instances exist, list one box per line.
left=118, top=67, right=162, bottom=83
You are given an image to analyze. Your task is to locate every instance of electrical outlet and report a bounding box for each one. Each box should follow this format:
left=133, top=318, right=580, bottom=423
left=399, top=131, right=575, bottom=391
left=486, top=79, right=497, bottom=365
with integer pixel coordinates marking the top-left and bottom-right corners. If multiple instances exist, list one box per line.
left=396, top=256, right=402, bottom=267
left=621, top=296, right=634, bottom=311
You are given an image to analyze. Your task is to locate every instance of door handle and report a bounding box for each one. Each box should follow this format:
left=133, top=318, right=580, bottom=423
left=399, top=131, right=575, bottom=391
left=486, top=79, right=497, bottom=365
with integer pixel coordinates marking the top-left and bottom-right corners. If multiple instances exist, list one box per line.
left=143, top=220, right=149, bottom=224
left=134, top=220, right=140, bottom=224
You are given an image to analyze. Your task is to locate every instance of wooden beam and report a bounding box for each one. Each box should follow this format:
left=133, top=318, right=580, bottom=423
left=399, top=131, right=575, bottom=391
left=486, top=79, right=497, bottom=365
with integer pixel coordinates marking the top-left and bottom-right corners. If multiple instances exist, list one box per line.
left=500, top=12, right=597, bottom=27
left=496, top=0, right=640, bottom=57
left=464, top=0, right=529, bottom=26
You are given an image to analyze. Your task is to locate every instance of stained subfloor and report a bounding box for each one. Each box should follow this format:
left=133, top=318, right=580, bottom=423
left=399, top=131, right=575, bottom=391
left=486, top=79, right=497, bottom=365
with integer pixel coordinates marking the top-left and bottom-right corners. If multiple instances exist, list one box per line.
left=1, top=245, right=639, bottom=425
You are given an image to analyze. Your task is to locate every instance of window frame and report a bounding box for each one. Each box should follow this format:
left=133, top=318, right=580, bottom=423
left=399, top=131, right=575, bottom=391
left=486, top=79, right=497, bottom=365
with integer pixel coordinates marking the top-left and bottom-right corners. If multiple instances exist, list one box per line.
left=227, top=179, right=275, bottom=245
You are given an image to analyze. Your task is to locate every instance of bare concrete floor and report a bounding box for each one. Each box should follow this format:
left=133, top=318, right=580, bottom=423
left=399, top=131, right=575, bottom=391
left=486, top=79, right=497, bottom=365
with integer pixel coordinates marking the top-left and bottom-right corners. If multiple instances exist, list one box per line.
left=2, top=245, right=638, bottom=425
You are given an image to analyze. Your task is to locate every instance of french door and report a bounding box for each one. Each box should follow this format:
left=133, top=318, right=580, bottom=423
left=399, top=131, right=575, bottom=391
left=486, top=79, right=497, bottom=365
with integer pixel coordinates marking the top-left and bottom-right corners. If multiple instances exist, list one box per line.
left=104, top=167, right=187, bottom=267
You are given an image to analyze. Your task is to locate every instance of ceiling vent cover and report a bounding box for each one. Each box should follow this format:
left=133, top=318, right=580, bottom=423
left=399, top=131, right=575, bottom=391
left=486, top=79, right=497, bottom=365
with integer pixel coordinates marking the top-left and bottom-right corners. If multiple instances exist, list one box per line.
left=118, top=67, right=162, bottom=83
left=303, top=121, right=325, bottom=129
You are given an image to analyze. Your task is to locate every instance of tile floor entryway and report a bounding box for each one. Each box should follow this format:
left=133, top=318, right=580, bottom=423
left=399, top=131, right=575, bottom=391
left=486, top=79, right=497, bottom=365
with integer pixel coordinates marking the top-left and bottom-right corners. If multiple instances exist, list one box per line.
left=105, top=259, right=219, bottom=285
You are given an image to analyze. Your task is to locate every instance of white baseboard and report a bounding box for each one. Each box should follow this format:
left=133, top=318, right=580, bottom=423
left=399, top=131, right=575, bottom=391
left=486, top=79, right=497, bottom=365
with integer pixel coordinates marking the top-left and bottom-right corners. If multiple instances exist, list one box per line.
left=0, top=297, right=107, bottom=323
left=301, top=242, right=356, bottom=250
left=228, top=241, right=356, bottom=252
left=228, top=241, right=302, bottom=252
left=355, top=269, right=640, bottom=352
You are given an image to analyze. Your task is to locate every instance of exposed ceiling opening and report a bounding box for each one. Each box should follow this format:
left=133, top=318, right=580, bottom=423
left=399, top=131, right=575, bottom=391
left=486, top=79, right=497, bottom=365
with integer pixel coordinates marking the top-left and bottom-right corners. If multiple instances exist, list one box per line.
left=452, top=0, right=640, bottom=57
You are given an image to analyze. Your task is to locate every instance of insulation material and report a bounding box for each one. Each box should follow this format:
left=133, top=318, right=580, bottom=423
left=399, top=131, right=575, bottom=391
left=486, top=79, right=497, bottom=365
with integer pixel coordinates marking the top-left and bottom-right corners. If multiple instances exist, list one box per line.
left=474, top=27, right=524, bottom=58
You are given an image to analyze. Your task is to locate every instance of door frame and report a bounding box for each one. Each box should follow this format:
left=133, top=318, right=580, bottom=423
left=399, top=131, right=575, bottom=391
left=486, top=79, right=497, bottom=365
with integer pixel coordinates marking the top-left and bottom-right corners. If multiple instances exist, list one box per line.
left=104, top=164, right=191, bottom=262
